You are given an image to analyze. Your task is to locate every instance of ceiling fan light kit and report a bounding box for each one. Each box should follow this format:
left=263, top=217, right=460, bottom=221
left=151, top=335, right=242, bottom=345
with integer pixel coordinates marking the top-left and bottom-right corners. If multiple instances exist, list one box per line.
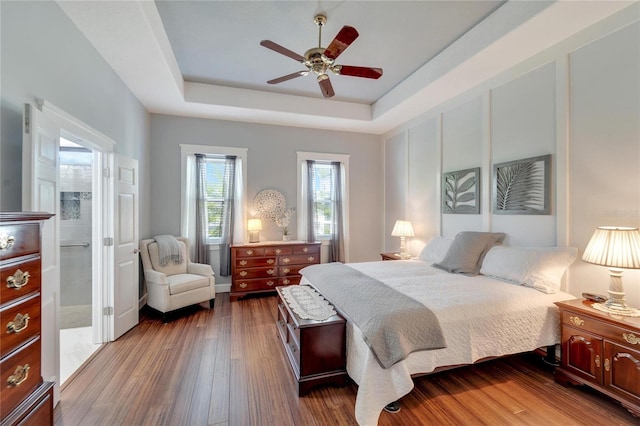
left=260, top=14, right=383, bottom=98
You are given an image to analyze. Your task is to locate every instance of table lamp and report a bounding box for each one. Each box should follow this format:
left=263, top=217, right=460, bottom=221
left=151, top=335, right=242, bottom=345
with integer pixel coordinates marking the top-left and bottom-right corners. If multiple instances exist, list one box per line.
left=582, top=226, right=640, bottom=316
left=248, top=218, right=262, bottom=243
left=391, top=220, right=415, bottom=259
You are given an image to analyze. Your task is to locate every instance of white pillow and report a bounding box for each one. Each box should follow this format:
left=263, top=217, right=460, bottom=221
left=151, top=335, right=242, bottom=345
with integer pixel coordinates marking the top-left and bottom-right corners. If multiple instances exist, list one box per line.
left=418, top=236, right=453, bottom=264
left=480, top=246, right=578, bottom=294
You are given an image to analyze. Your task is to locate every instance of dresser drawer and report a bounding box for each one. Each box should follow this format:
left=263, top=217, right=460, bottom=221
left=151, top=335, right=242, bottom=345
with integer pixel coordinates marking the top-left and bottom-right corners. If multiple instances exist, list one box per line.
left=279, top=254, right=319, bottom=266
left=1, top=294, right=41, bottom=359
left=234, top=257, right=276, bottom=268
left=1, top=258, right=41, bottom=306
left=0, top=224, right=40, bottom=261
left=234, top=277, right=278, bottom=292
left=279, top=276, right=301, bottom=286
left=0, top=337, right=42, bottom=419
left=279, top=265, right=307, bottom=277
left=265, top=247, right=292, bottom=256
left=234, top=266, right=278, bottom=279
left=234, top=247, right=265, bottom=258
left=292, top=245, right=320, bottom=255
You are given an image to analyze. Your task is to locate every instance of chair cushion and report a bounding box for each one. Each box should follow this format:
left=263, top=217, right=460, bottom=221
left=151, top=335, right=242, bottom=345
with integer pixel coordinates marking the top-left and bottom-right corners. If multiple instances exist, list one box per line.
left=167, top=273, right=211, bottom=295
left=148, top=241, right=188, bottom=276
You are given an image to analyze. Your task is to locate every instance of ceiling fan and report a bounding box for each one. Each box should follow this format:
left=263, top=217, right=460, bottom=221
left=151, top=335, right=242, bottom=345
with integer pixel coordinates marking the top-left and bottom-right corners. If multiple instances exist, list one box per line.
left=260, top=14, right=383, bottom=98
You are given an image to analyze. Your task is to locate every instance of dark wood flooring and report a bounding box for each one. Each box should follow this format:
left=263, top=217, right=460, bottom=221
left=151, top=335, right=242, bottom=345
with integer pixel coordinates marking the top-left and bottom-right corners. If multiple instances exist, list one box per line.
left=54, top=293, right=639, bottom=425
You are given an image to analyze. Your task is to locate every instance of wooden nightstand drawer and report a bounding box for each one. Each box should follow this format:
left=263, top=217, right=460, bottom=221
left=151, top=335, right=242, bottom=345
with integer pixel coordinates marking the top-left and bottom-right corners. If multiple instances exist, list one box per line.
left=1, top=293, right=41, bottom=359
left=1, top=258, right=41, bottom=306
left=0, top=337, right=42, bottom=419
left=0, top=224, right=40, bottom=261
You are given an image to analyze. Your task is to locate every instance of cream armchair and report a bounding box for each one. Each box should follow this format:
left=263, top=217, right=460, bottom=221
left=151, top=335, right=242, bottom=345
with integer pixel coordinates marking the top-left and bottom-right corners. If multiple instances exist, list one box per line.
left=140, top=237, right=215, bottom=321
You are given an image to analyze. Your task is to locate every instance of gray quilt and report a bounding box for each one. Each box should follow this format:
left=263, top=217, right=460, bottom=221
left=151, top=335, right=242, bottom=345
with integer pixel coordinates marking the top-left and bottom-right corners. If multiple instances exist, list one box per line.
left=300, top=262, right=446, bottom=369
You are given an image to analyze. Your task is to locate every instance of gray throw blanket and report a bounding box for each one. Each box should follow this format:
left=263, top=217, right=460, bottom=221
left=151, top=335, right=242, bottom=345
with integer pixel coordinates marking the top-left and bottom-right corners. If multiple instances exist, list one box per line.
left=300, top=262, right=446, bottom=369
left=154, top=235, right=184, bottom=266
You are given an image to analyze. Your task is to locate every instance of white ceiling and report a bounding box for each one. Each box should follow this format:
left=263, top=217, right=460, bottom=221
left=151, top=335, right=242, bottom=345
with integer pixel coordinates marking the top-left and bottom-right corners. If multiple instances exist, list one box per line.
left=56, top=1, right=634, bottom=135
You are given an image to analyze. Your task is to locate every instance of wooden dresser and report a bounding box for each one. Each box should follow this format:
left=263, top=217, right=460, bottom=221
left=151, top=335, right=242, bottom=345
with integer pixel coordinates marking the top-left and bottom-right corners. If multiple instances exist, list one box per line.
left=1, top=212, right=54, bottom=426
left=230, top=241, right=321, bottom=300
left=554, top=299, right=640, bottom=417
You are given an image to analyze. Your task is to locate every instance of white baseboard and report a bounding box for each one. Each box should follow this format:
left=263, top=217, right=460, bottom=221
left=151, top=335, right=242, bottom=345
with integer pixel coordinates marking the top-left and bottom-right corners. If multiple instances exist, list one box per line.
left=215, top=283, right=231, bottom=293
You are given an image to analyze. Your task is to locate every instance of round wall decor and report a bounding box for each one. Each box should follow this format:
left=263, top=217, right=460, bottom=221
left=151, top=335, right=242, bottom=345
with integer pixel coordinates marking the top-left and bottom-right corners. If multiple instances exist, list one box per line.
left=254, top=189, right=286, bottom=220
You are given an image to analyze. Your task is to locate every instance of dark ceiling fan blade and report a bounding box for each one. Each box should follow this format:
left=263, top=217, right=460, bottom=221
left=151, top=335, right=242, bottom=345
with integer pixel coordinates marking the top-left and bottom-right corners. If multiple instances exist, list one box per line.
left=336, top=65, right=383, bottom=79
left=323, top=26, right=359, bottom=60
left=260, top=40, right=305, bottom=62
left=317, top=75, right=335, bottom=98
left=267, top=71, right=308, bottom=85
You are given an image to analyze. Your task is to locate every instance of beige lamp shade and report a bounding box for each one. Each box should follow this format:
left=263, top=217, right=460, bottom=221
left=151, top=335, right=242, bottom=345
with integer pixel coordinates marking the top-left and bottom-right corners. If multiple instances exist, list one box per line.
left=582, top=226, right=640, bottom=269
left=391, top=220, right=415, bottom=237
left=247, top=218, right=263, bottom=231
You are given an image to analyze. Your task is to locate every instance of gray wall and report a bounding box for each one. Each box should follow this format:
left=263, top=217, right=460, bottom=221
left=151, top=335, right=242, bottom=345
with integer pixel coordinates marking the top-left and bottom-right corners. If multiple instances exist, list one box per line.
left=149, top=114, right=383, bottom=263
left=0, top=0, right=151, bottom=240
left=383, top=8, right=640, bottom=306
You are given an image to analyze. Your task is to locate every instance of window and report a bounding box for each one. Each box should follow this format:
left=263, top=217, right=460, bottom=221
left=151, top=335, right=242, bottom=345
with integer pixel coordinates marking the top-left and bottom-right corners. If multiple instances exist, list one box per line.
left=202, top=157, right=227, bottom=240
left=309, top=162, right=339, bottom=238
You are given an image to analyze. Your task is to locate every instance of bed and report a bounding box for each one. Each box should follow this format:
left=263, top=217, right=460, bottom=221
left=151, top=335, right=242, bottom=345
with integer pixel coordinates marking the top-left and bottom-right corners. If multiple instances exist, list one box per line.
left=299, top=233, right=578, bottom=425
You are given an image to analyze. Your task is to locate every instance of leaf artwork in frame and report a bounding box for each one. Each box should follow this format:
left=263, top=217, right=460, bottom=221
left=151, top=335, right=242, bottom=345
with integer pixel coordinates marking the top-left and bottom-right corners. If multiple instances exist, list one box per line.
left=442, top=167, right=480, bottom=214
left=493, top=154, right=551, bottom=215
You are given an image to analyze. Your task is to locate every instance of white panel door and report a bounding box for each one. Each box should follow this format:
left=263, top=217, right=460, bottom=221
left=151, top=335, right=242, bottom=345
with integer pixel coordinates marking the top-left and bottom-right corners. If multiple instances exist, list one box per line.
left=22, top=103, right=61, bottom=400
left=112, top=154, right=139, bottom=340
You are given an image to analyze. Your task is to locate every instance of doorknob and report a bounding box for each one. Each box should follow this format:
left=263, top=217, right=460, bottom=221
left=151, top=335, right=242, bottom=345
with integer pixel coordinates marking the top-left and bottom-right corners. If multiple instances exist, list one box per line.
left=133, top=248, right=140, bottom=254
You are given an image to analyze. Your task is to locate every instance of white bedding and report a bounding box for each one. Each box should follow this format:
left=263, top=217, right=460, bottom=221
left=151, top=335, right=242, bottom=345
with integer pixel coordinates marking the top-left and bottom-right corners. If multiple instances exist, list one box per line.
left=300, top=259, right=574, bottom=426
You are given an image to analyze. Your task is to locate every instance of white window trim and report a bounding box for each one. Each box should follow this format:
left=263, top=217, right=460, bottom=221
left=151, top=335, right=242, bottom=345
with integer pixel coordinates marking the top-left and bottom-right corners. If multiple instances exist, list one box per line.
left=296, top=151, right=350, bottom=262
left=180, top=144, right=248, bottom=247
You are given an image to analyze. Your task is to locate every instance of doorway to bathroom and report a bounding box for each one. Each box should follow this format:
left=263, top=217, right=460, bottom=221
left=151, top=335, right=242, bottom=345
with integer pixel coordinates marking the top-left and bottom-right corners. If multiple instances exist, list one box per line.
left=58, top=137, right=101, bottom=384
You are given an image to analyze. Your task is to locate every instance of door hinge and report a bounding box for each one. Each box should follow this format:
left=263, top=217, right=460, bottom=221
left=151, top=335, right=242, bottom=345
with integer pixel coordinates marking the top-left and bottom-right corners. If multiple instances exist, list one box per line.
left=103, top=237, right=114, bottom=247
left=24, top=104, right=31, bottom=135
left=103, top=167, right=111, bottom=178
left=103, top=306, right=114, bottom=316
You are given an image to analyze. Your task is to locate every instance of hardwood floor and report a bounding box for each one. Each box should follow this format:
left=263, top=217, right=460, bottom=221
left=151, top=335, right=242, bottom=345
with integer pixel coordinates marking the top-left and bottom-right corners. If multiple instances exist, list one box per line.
left=55, top=293, right=638, bottom=425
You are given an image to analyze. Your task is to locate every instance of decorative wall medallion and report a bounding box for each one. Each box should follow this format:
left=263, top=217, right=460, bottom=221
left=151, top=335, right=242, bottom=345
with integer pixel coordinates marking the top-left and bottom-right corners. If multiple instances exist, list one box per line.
left=493, top=154, right=551, bottom=215
left=254, top=189, right=286, bottom=220
left=442, top=167, right=480, bottom=214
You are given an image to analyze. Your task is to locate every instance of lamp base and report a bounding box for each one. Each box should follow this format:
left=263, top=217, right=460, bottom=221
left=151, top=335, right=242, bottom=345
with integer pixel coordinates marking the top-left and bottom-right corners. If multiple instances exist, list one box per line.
left=592, top=302, right=640, bottom=317
left=248, top=230, right=260, bottom=243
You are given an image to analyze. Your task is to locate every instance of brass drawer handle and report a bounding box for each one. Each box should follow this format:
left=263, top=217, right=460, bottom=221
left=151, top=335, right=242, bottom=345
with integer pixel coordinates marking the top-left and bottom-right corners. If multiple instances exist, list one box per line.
left=307, top=256, right=315, bottom=262
left=604, top=358, right=610, bottom=372
left=282, top=268, right=290, bottom=274
left=595, top=355, right=601, bottom=368
left=302, top=247, right=308, bottom=253
left=267, top=281, right=274, bottom=287
left=239, top=260, right=247, bottom=266
left=7, top=313, right=30, bottom=334
left=7, top=269, right=30, bottom=290
left=7, top=364, right=30, bottom=387
left=246, top=250, right=254, bottom=255
left=283, top=279, right=290, bottom=285
left=239, top=271, right=247, bottom=277
left=275, top=249, right=282, bottom=254
left=623, top=333, right=639, bottom=345
left=282, top=257, right=290, bottom=264
left=569, top=316, right=584, bottom=326
left=0, top=233, right=16, bottom=251
left=267, top=259, right=275, bottom=265
left=239, top=282, right=248, bottom=289
left=267, top=269, right=275, bottom=275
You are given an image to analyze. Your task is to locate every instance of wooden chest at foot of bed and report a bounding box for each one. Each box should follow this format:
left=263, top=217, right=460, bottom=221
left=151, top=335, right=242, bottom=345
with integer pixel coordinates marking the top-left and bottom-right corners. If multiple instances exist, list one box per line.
left=275, top=286, right=347, bottom=396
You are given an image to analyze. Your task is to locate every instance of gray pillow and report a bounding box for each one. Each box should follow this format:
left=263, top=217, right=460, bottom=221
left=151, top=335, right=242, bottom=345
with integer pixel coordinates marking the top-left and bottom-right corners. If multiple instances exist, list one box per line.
left=433, top=231, right=506, bottom=275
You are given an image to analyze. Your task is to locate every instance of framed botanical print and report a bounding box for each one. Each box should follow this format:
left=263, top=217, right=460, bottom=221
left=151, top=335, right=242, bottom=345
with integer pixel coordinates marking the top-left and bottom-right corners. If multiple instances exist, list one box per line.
left=493, top=154, right=551, bottom=215
left=442, top=167, right=480, bottom=214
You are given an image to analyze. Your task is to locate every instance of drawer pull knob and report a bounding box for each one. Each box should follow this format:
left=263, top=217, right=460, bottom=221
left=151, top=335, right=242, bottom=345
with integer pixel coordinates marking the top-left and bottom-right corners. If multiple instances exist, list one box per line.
left=303, top=247, right=308, bottom=253
left=267, top=281, right=275, bottom=286
left=604, top=358, right=610, bottom=372
left=239, top=271, right=247, bottom=277
left=569, top=316, right=584, bottom=326
left=267, top=269, right=275, bottom=275
left=239, top=283, right=248, bottom=289
left=0, top=233, right=16, bottom=251
left=595, top=355, right=601, bottom=368
left=307, top=256, right=315, bottom=262
left=7, top=364, right=30, bottom=387
left=276, top=249, right=282, bottom=254
left=7, top=269, right=30, bottom=290
left=246, top=250, right=254, bottom=255
left=283, top=279, right=290, bottom=285
left=7, top=313, right=30, bottom=334
left=283, top=268, right=290, bottom=274
left=623, top=333, right=639, bottom=345
left=267, top=259, right=275, bottom=264
left=283, top=257, right=291, bottom=264
left=239, top=260, right=247, bottom=266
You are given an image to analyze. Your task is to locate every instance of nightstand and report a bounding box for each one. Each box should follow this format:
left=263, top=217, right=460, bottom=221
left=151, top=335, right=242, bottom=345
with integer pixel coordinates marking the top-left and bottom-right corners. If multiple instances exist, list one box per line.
left=380, top=252, right=401, bottom=261
left=554, top=299, right=640, bottom=417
